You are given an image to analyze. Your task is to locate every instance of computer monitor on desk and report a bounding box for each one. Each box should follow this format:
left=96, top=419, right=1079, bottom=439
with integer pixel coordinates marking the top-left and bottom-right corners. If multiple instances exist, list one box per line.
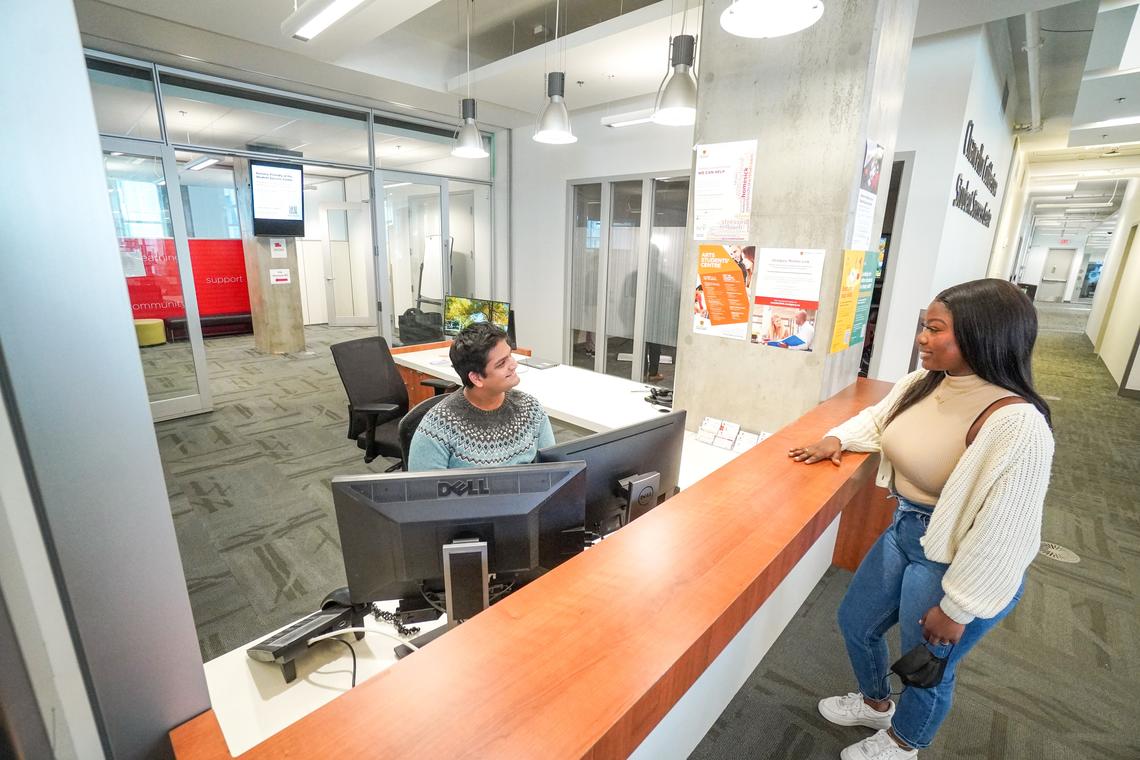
left=537, top=410, right=686, bottom=537
left=331, top=462, right=586, bottom=652
left=443, top=295, right=511, bottom=336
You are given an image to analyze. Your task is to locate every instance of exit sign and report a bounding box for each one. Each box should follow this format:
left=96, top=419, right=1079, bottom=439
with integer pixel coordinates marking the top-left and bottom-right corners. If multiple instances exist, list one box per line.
left=1059, top=239, right=1069, bottom=245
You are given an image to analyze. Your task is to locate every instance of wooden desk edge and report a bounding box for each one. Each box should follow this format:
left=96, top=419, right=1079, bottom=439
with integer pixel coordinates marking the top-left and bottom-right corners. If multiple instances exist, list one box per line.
left=172, top=378, right=892, bottom=759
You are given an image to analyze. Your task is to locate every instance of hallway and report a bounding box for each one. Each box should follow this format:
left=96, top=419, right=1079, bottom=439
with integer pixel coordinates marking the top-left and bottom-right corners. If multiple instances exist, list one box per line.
left=692, top=303, right=1140, bottom=759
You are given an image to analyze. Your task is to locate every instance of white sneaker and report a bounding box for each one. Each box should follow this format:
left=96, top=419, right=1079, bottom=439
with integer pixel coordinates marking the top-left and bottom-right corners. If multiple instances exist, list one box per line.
left=840, top=730, right=917, bottom=760
left=818, top=692, right=894, bottom=730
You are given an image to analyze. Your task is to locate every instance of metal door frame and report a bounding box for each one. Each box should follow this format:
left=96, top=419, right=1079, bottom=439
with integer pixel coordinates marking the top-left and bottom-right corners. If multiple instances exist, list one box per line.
left=101, top=135, right=212, bottom=420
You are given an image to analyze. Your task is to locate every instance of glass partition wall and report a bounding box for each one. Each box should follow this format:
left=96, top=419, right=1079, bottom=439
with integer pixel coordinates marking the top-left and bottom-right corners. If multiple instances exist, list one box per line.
left=102, top=137, right=212, bottom=419
left=567, top=175, right=689, bottom=389
left=85, top=50, right=502, bottom=418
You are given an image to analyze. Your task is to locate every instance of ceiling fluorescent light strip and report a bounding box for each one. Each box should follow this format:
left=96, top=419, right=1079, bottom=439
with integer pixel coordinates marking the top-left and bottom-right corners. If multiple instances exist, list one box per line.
left=601, top=109, right=655, bottom=128
left=282, top=0, right=368, bottom=42
left=183, top=156, right=220, bottom=172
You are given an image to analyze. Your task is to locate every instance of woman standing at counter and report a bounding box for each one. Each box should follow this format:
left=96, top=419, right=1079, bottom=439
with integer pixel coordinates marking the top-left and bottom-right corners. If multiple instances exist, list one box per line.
left=789, top=279, right=1054, bottom=760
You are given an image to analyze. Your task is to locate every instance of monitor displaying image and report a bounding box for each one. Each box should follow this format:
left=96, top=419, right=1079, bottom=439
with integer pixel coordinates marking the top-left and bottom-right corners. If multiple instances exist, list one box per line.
left=444, top=296, right=512, bottom=336
left=444, top=295, right=491, bottom=335
left=488, top=300, right=510, bottom=332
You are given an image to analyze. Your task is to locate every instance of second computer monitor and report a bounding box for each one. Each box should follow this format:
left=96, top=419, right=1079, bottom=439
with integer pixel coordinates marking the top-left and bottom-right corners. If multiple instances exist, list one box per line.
left=536, top=410, right=686, bottom=537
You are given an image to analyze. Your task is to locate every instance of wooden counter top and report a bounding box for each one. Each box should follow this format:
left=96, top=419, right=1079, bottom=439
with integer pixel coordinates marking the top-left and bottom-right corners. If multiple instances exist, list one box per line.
left=172, top=378, right=893, bottom=759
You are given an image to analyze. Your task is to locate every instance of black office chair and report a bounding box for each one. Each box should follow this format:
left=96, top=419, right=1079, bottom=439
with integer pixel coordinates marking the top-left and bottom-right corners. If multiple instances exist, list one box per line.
left=398, top=394, right=449, bottom=468
left=330, top=337, right=454, bottom=469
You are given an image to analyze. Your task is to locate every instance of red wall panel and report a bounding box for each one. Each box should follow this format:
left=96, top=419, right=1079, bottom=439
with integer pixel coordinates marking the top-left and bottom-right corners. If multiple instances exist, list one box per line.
left=124, top=238, right=250, bottom=320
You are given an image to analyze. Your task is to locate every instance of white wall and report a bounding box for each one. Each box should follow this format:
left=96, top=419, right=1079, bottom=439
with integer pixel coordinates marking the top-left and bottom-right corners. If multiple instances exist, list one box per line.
left=510, top=97, right=694, bottom=359
left=874, top=27, right=1014, bottom=381
left=1087, top=180, right=1140, bottom=384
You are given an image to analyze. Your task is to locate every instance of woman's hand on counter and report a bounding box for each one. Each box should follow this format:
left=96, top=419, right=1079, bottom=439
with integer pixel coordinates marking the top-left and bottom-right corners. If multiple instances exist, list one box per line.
left=788, top=436, right=843, bottom=466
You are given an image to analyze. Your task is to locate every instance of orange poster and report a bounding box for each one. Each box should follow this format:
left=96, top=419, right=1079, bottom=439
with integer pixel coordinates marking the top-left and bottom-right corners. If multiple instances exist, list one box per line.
left=693, top=243, right=752, bottom=341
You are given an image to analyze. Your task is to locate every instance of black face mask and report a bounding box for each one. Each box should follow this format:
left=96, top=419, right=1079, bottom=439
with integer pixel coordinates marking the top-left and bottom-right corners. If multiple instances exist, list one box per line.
left=891, top=643, right=953, bottom=689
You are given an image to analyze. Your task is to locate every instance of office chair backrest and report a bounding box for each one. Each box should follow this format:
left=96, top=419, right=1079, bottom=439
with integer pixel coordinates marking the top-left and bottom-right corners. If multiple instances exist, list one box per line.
left=330, top=337, right=408, bottom=421
left=398, top=394, right=448, bottom=467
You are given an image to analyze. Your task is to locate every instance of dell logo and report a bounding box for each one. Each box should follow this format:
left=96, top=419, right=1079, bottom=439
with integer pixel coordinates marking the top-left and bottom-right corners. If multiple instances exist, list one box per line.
left=438, top=478, right=490, bottom=497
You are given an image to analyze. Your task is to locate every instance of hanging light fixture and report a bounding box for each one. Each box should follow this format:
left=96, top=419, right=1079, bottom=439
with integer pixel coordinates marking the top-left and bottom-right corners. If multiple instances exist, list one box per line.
left=452, top=0, right=489, bottom=158
left=534, top=72, right=577, bottom=143
left=719, top=0, right=824, bottom=39
left=534, top=0, right=577, bottom=144
left=652, top=34, right=698, bottom=126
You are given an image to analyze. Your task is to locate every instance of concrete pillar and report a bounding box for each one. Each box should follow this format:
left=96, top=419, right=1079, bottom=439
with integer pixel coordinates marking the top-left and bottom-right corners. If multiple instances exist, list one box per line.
left=233, top=158, right=306, bottom=354
left=673, top=0, right=919, bottom=434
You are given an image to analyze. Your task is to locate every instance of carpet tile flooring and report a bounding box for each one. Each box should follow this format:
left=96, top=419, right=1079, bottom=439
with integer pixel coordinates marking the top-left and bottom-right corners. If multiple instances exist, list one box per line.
left=691, top=302, right=1140, bottom=759
left=155, top=325, right=584, bottom=661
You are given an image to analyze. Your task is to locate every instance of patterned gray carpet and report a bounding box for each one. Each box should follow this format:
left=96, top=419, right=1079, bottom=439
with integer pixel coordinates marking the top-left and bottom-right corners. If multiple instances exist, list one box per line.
left=156, top=325, right=584, bottom=661
left=691, top=302, right=1140, bottom=759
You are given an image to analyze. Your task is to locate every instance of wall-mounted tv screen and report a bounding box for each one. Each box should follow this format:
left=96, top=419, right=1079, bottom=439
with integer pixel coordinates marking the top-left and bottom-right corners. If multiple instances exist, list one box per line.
left=251, top=160, right=304, bottom=237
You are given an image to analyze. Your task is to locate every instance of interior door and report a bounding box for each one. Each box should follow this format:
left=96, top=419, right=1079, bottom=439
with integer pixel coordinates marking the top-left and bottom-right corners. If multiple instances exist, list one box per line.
left=101, top=136, right=211, bottom=420
left=319, top=201, right=376, bottom=326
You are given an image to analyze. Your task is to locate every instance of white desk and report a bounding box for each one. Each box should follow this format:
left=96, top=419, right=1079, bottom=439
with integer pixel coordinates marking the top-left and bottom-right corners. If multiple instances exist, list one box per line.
left=205, top=601, right=448, bottom=756
left=392, top=346, right=737, bottom=489
left=393, top=347, right=671, bottom=433
left=205, top=351, right=741, bottom=754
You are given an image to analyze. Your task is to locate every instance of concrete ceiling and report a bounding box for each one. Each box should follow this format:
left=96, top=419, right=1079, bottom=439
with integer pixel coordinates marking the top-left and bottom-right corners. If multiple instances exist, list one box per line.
left=1069, top=2, right=1140, bottom=146
left=92, top=0, right=1101, bottom=119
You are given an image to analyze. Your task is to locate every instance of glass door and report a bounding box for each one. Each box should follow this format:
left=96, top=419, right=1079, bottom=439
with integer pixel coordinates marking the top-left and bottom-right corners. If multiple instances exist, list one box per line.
left=319, top=197, right=377, bottom=327
left=377, top=171, right=449, bottom=345
left=641, top=177, right=689, bottom=390
left=602, top=180, right=646, bottom=379
left=566, top=175, right=688, bottom=389
left=102, top=136, right=211, bottom=419
left=568, top=183, right=603, bottom=370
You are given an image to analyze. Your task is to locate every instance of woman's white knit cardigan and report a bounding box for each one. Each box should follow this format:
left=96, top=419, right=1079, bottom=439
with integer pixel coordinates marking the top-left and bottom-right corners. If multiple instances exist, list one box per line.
left=827, top=370, right=1054, bottom=624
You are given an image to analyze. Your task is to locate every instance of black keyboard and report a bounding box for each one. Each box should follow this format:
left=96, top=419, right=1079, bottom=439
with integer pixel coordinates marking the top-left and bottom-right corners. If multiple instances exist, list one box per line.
left=246, top=606, right=361, bottom=683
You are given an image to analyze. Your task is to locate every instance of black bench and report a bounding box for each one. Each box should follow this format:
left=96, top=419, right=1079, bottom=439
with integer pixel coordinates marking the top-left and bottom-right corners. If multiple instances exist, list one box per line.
left=164, top=313, right=253, bottom=342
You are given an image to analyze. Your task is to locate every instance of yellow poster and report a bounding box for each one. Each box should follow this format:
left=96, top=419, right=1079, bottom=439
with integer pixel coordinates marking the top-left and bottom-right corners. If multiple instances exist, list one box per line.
left=830, top=249, right=864, bottom=353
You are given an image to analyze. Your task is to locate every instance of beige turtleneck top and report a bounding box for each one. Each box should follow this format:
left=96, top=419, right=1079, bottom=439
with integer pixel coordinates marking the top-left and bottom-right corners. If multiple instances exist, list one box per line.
left=880, top=373, right=1015, bottom=505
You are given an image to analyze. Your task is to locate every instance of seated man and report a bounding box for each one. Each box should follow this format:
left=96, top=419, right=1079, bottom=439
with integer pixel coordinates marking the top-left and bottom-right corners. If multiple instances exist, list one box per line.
left=408, top=322, right=554, bottom=470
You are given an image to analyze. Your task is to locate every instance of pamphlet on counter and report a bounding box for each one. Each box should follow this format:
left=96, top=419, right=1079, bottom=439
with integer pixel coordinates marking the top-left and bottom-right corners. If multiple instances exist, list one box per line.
left=697, top=416, right=770, bottom=452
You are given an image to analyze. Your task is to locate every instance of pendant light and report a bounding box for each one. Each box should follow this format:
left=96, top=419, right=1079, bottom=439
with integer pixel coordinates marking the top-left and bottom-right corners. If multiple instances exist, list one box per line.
left=720, top=0, right=824, bottom=39
left=652, top=34, right=698, bottom=126
left=533, top=0, right=577, bottom=144
left=453, top=0, right=489, bottom=158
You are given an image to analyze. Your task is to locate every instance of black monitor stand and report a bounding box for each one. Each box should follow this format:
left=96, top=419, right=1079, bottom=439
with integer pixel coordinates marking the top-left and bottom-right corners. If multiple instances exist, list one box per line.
left=617, top=471, right=661, bottom=526
left=394, top=539, right=490, bottom=658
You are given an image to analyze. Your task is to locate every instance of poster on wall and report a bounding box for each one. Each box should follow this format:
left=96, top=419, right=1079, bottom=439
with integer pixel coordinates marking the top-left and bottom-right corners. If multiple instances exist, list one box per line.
left=693, top=243, right=752, bottom=340
left=750, top=248, right=825, bottom=352
left=829, top=249, right=878, bottom=353
left=693, top=140, right=757, bottom=241
left=851, top=140, right=884, bottom=250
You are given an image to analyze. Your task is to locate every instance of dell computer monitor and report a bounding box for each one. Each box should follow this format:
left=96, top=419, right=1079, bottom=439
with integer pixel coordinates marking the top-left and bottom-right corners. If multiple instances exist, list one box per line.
left=331, top=461, right=587, bottom=612
left=537, top=410, right=686, bottom=537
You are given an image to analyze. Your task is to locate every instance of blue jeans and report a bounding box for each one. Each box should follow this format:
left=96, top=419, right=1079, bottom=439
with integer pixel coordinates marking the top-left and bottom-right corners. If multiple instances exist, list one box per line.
left=837, top=496, right=1023, bottom=749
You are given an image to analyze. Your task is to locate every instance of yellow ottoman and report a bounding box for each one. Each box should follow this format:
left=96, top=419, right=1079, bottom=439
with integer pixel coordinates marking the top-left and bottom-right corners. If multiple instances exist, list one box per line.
left=134, top=318, right=166, bottom=347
